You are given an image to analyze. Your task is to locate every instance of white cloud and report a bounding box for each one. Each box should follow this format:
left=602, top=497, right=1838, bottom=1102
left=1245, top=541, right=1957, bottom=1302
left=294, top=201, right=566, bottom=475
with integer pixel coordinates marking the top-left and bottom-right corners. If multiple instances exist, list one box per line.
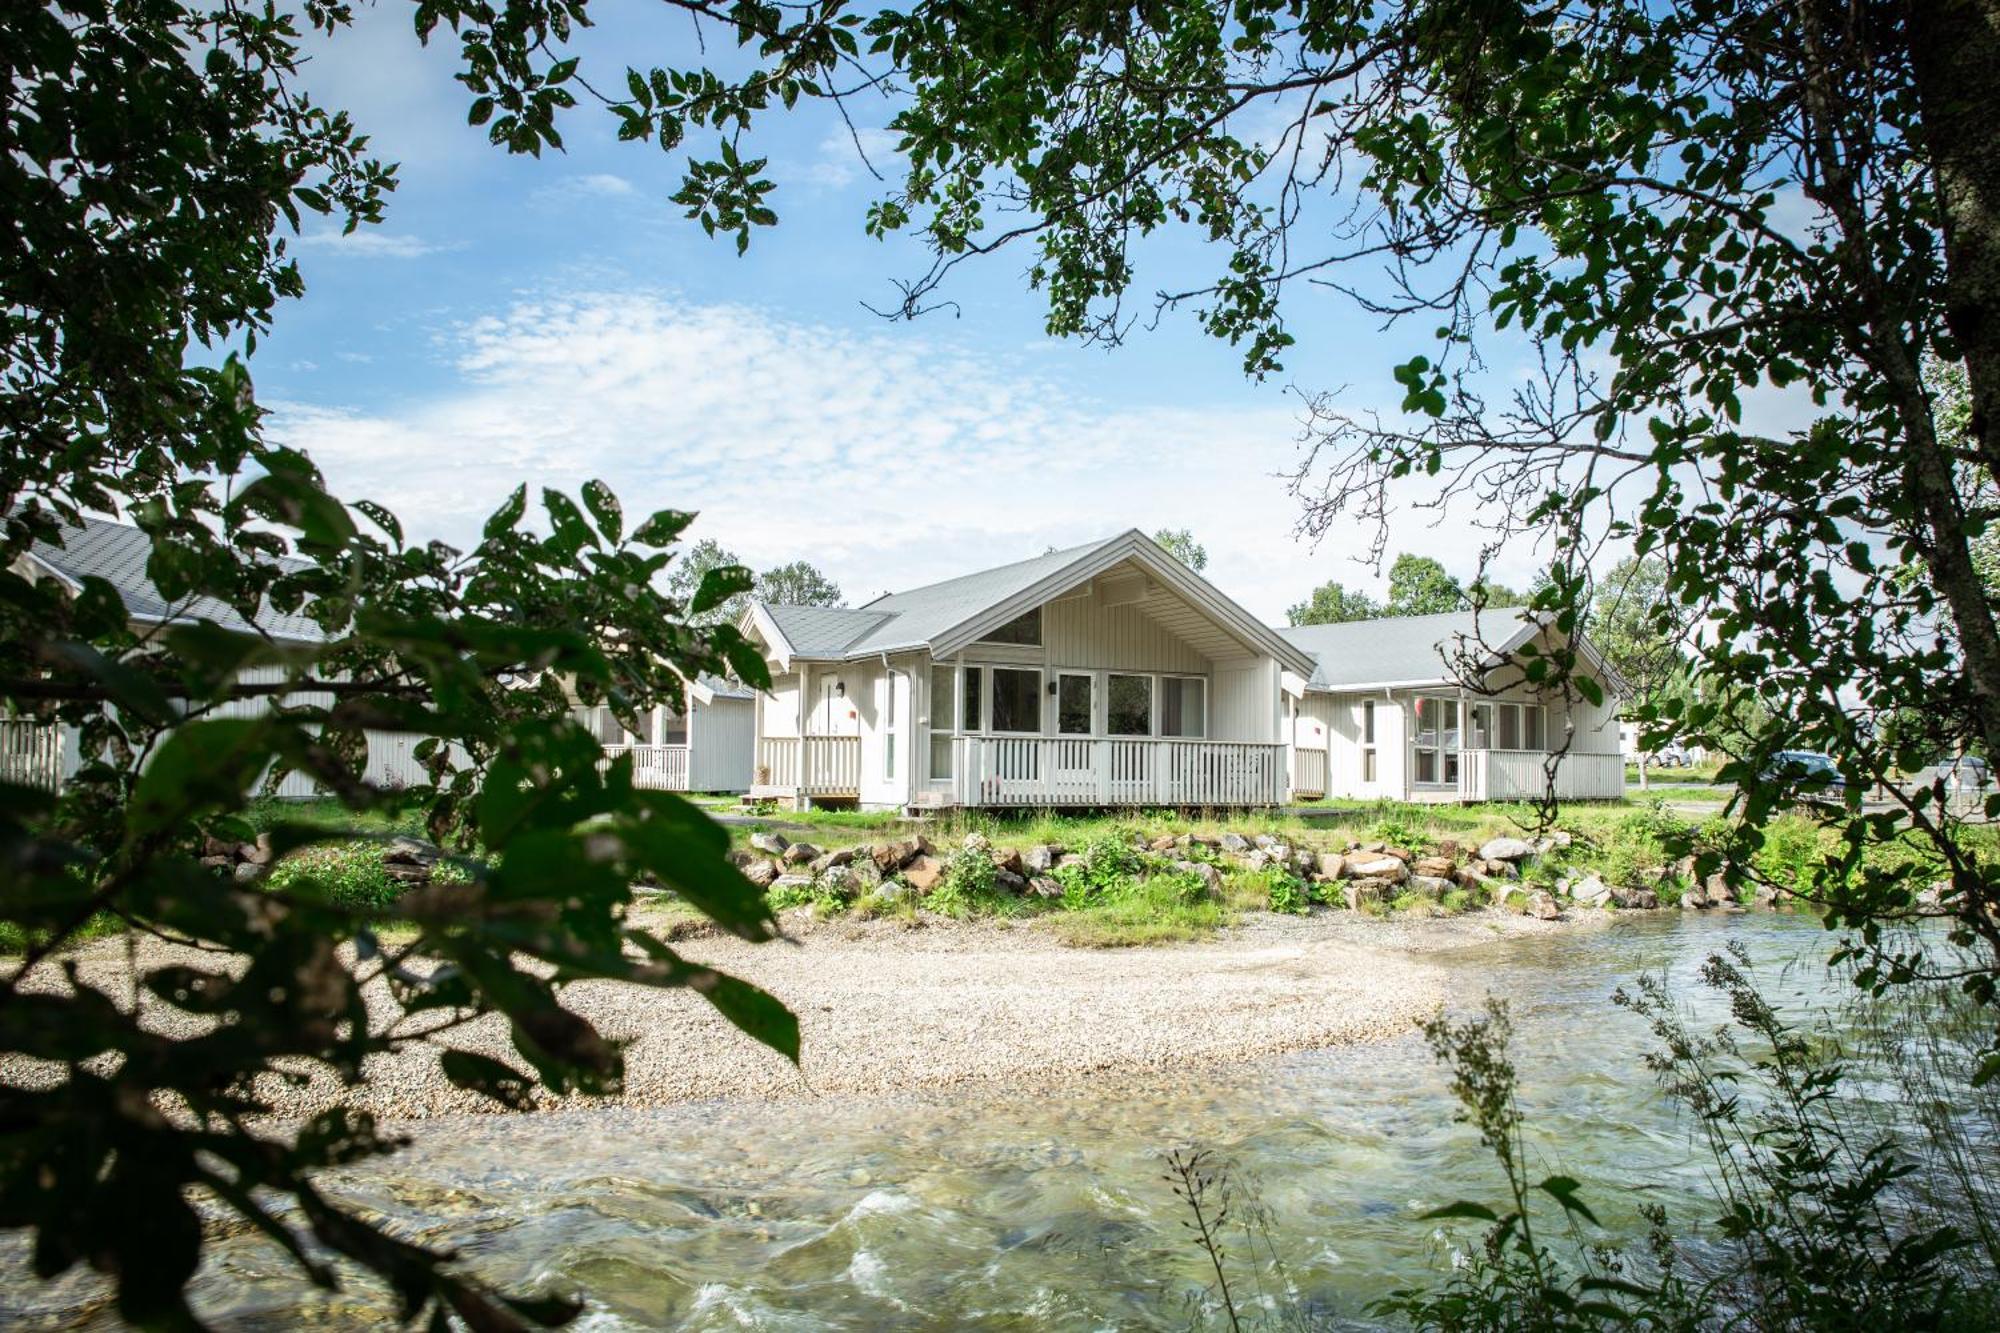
left=797, top=128, right=902, bottom=189
left=298, top=228, right=440, bottom=259
left=270, top=291, right=1538, bottom=620
left=538, top=173, right=638, bottom=201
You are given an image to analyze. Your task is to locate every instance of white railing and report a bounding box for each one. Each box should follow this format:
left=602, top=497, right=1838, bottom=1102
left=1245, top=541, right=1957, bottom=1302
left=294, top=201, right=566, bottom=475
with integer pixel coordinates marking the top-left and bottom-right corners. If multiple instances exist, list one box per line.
left=601, top=743, right=692, bottom=791
left=0, top=719, right=64, bottom=793
left=755, top=736, right=861, bottom=795
left=1461, top=748, right=1625, bottom=802
left=954, top=737, right=1287, bottom=807
left=1292, top=746, right=1329, bottom=799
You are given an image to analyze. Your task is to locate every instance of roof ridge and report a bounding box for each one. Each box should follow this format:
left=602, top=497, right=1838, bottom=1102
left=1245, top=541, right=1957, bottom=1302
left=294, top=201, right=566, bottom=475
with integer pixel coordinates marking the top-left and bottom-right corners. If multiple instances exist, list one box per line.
left=856, top=533, right=1118, bottom=610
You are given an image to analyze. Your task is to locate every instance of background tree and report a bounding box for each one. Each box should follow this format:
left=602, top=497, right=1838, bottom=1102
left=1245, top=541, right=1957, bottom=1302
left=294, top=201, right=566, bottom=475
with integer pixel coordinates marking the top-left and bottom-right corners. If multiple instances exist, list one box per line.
left=1287, top=581, right=1382, bottom=626
left=1589, top=555, right=1686, bottom=789
left=756, top=560, right=844, bottom=608
left=1383, top=555, right=1464, bottom=617
left=1152, top=528, right=1208, bottom=572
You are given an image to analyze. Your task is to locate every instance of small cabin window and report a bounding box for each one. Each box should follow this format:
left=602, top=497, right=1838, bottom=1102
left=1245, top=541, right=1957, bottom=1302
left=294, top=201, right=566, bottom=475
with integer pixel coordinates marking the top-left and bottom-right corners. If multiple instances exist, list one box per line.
left=979, top=606, right=1042, bottom=646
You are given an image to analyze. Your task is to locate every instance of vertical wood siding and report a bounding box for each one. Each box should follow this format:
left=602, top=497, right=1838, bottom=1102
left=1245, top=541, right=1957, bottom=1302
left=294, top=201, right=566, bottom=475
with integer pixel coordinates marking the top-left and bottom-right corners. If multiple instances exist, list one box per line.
left=1043, top=590, right=1209, bottom=672
left=690, top=696, right=755, bottom=791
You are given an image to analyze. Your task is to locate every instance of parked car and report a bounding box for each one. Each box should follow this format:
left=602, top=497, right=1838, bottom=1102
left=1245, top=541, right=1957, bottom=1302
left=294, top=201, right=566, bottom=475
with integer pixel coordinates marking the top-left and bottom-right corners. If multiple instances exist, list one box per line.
left=1760, top=750, right=1846, bottom=796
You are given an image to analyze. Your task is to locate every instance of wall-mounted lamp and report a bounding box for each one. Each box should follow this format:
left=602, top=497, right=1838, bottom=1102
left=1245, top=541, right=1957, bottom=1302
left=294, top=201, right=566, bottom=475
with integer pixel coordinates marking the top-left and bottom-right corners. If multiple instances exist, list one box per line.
left=1047, top=681, right=1058, bottom=696
left=834, top=680, right=845, bottom=698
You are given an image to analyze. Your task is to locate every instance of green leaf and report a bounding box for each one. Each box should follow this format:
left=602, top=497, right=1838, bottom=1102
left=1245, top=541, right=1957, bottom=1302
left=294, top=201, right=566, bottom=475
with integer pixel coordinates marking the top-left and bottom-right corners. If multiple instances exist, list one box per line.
left=1420, top=1200, right=1501, bottom=1222
left=633, top=508, right=696, bottom=546
left=581, top=479, right=623, bottom=543
left=127, top=719, right=275, bottom=835
left=485, top=484, right=529, bottom=541
left=690, top=564, right=754, bottom=616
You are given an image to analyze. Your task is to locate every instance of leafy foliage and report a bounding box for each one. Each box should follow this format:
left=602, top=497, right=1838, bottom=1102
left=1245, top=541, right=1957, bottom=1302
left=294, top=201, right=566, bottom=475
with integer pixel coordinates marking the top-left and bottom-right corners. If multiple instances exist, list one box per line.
left=1152, top=528, right=1209, bottom=572
left=1287, top=580, right=1383, bottom=626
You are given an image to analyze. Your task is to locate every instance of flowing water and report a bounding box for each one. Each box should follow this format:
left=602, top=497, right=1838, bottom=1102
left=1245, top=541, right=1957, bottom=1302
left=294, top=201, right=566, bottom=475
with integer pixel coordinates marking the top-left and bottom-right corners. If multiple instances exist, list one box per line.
left=10, top=914, right=1873, bottom=1330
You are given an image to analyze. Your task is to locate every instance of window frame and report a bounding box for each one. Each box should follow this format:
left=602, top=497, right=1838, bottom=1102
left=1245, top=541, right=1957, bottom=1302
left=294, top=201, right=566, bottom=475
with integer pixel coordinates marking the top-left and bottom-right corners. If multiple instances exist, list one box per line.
left=928, top=663, right=957, bottom=781
left=977, top=606, right=1043, bottom=646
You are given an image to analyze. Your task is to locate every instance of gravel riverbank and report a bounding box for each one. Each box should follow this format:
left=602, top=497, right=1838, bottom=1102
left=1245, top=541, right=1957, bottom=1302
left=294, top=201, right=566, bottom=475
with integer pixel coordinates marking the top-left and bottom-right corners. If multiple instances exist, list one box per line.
left=2, top=908, right=1591, bottom=1121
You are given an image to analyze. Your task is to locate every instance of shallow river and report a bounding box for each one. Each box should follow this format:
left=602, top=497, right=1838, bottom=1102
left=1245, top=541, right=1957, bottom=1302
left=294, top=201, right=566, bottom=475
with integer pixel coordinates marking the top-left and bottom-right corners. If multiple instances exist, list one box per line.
left=13, top=914, right=1857, bottom=1330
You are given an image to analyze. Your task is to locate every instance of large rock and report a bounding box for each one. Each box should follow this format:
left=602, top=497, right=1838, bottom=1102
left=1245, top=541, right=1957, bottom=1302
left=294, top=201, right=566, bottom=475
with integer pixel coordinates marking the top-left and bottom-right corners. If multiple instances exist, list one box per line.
left=1611, top=884, right=1660, bottom=910
left=1315, top=851, right=1349, bottom=881
left=1408, top=874, right=1454, bottom=898
left=1413, top=856, right=1456, bottom=879
left=902, top=855, right=946, bottom=894
left=782, top=842, right=822, bottom=866
left=1219, top=832, right=1251, bottom=854
left=1175, top=860, right=1223, bottom=896
left=850, top=859, right=883, bottom=890
left=990, top=847, right=1025, bottom=876
left=1569, top=874, right=1613, bottom=907
left=808, top=848, right=855, bottom=875
left=962, top=831, right=991, bottom=853
left=1244, top=849, right=1276, bottom=872
left=1524, top=890, right=1562, bottom=920
left=239, top=833, right=277, bottom=866
left=993, top=868, right=1029, bottom=894
left=1253, top=833, right=1279, bottom=851
left=741, top=860, right=780, bottom=889
left=818, top=865, right=861, bottom=898
left=1344, top=878, right=1393, bottom=911
left=1346, top=855, right=1408, bottom=884
left=1148, top=834, right=1179, bottom=853
left=749, top=831, right=790, bottom=856
left=1021, top=844, right=1059, bottom=874
left=770, top=873, right=814, bottom=896
left=1027, top=875, right=1064, bottom=899
left=1290, top=848, right=1317, bottom=878
left=1479, top=836, right=1534, bottom=862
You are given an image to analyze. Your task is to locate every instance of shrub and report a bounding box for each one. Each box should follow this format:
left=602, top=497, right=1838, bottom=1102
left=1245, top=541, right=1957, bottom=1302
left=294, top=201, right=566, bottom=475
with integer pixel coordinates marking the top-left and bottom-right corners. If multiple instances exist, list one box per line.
left=927, top=848, right=1031, bottom=918
left=263, top=842, right=469, bottom=912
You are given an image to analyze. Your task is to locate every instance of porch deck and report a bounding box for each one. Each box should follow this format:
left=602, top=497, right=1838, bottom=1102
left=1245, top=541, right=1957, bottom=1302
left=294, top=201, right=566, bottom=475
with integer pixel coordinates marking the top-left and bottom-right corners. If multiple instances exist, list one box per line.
left=751, top=735, right=862, bottom=802
left=599, top=743, right=693, bottom=791
left=1450, top=748, right=1624, bottom=802
left=945, top=737, right=1287, bottom=808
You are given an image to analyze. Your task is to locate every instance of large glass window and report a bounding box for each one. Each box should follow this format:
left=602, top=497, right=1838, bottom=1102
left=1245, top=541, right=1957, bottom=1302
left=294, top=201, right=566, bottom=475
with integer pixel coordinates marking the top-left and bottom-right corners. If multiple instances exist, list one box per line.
left=1524, top=705, right=1546, bottom=751
left=929, top=665, right=956, bottom=779
left=979, top=607, right=1042, bottom=646
left=1057, top=673, right=1092, bottom=735
left=1413, top=695, right=1460, bottom=786
left=1159, top=677, right=1205, bottom=738
left=962, top=667, right=983, bottom=733
left=990, top=667, right=1042, bottom=733
left=1107, top=674, right=1152, bottom=735
left=1497, top=703, right=1521, bottom=750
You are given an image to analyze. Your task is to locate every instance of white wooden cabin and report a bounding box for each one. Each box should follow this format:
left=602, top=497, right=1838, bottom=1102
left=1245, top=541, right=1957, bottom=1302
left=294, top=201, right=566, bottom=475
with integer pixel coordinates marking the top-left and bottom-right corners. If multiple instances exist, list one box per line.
left=740, top=530, right=1317, bottom=811
left=1277, top=611, right=1627, bottom=803
left=577, top=674, right=755, bottom=793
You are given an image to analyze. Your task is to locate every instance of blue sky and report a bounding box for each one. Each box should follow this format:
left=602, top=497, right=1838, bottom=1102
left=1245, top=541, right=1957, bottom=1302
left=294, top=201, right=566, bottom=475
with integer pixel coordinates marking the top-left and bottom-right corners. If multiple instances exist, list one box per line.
left=258, top=9, right=1615, bottom=619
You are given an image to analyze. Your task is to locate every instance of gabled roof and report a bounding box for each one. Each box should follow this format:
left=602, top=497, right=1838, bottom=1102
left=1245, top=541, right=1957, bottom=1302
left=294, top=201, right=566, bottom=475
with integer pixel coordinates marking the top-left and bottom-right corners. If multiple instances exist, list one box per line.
left=22, top=514, right=326, bottom=644
left=747, top=530, right=1313, bottom=675
left=1277, top=608, right=1626, bottom=695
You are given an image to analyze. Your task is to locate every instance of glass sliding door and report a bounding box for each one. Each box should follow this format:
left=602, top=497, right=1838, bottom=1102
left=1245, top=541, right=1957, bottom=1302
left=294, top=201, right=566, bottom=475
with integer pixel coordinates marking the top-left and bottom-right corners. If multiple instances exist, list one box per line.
left=1057, top=673, right=1093, bottom=734
left=1413, top=696, right=1460, bottom=787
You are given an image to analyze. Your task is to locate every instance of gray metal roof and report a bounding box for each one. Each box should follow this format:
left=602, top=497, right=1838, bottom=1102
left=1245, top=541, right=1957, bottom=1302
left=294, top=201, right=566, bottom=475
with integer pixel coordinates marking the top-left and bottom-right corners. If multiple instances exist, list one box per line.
left=846, top=536, right=1117, bottom=654
left=760, top=603, right=893, bottom=658
left=1277, top=608, right=1538, bottom=691
left=693, top=673, right=754, bottom=701
left=27, top=514, right=327, bottom=643
left=755, top=536, right=1117, bottom=658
